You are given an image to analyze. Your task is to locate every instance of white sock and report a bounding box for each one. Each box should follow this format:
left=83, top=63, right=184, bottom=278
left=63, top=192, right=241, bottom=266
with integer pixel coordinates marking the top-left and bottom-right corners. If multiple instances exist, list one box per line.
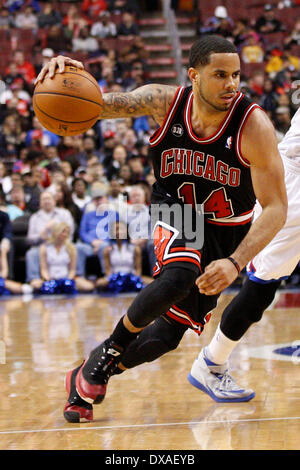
left=204, top=323, right=239, bottom=365
left=22, top=284, right=33, bottom=294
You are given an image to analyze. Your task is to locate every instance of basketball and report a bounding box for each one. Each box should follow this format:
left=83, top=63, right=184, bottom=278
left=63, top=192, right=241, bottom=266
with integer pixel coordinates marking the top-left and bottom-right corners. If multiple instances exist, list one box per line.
left=33, top=65, right=103, bottom=136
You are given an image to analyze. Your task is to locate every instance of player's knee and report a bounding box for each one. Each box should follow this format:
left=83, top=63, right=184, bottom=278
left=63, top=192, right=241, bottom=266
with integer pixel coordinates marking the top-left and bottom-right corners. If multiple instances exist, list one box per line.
left=160, top=267, right=197, bottom=297
left=122, top=317, right=186, bottom=368
left=245, top=278, right=280, bottom=322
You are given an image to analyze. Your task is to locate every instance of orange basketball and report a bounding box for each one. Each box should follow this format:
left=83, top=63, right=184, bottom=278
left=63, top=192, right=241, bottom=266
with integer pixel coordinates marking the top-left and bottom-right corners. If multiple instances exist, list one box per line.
left=33, top=65, right=103, bottom=136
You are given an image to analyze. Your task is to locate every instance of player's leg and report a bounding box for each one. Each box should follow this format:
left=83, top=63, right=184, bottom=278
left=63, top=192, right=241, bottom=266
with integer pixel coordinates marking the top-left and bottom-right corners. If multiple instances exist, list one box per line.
left=188, top=277, right=280, bottom=402
left=116, top=315, right=188, bottom=370
left=75, top=265, right=198, bottom=405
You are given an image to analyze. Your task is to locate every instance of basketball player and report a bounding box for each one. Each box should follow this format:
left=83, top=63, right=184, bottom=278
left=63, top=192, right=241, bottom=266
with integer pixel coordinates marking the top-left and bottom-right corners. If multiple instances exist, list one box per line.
left=188, top=104, right=300, bottom=402
left=36, top=36, right=287, bottom=422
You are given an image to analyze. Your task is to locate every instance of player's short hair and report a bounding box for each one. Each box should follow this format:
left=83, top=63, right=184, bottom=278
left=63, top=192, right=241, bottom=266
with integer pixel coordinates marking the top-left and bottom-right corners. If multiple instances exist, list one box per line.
left=189, top=35, right=238, bottom=68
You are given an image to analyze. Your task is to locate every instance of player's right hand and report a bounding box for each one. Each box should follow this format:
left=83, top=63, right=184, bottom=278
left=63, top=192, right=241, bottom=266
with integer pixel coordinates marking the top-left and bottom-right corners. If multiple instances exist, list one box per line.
left=35, top=55, right=84, bottom=84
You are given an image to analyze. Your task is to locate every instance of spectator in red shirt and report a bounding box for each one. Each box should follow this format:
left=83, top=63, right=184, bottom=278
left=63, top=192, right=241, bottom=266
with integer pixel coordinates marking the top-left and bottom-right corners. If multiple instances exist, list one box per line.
left=81, top=0, right=107, bottom=18
left=7, top=50, right=36, bottom=85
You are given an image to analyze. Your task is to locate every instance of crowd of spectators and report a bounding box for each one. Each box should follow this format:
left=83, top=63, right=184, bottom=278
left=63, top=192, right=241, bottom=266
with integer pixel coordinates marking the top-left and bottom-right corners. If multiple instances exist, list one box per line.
left=0, top=0, right=300, bottom=296
left=196, top=3, right=300, bottom=142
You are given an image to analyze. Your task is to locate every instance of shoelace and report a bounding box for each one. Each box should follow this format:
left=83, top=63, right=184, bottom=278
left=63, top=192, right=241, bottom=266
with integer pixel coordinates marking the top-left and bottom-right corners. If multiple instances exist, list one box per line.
left=215, top=371, right=238, bottom=391
left=90, top=344, right=119, bottom=383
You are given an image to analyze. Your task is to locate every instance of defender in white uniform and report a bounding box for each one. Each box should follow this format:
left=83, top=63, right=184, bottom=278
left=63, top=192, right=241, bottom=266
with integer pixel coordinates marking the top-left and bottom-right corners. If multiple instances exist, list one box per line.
left=188, top=107, right=300, bottom=402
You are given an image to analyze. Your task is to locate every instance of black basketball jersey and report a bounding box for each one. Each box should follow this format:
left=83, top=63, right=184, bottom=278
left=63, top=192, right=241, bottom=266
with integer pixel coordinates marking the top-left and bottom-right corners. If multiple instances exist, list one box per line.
left=149, top=86, right=261, bottom=227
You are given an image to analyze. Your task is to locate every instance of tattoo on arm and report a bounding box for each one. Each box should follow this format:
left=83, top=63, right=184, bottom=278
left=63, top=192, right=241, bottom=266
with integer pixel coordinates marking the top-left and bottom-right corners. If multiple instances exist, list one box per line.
left=100, top=84, right=178, bottom=125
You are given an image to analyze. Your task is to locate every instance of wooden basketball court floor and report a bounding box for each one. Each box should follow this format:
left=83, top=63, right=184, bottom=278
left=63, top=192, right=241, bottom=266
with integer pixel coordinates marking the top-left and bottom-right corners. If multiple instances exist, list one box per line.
left=0, top=288, right=300, bottom=451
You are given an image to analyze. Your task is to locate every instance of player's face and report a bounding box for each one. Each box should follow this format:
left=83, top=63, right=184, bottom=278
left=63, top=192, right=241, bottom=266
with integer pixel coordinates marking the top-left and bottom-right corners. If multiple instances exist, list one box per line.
left=190, top=53, right=241, bottom=112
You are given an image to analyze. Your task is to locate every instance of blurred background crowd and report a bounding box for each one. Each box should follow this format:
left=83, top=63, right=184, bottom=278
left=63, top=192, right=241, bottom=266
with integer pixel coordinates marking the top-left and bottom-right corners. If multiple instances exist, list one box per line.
left=0, top=0, right=299, bottom=295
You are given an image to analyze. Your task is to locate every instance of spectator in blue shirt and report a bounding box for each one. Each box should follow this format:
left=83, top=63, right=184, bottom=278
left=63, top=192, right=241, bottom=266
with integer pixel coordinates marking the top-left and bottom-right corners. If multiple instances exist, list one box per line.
left=76, top=184, right=119, bottom=277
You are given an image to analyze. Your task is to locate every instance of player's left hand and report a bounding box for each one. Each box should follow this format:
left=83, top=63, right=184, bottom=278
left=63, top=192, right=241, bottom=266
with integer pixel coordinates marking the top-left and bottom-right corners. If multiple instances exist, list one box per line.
left=196, top=259, right=239, bottom=295
left=35, top=55, right=84, bottom=84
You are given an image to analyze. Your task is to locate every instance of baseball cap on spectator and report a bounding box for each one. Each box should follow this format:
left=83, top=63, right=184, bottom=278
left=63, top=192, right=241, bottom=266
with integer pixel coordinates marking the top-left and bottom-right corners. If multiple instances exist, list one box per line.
left=75, top=166, right=87, bottom=177
left=91, top=185, right=108, bottom=199
left=99, top=10, right=110, bottom=17
left=104, top=130, right=116, bottom=139
left=42, top=48, right=54, bottom=58
left=264, top=4, right=274, bottom=10
left=214, top=6, right=228, bottom=18
left=32, top=130, right=43, bottom=140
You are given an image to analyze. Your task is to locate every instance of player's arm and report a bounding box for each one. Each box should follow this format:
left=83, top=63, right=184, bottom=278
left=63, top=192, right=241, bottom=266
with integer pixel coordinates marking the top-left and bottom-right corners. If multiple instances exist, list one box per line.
left=100, top=84, right=177, bottom=126
left=197, top=108, right=287, bottom=295
left=35, top=55, right=177, bottom=126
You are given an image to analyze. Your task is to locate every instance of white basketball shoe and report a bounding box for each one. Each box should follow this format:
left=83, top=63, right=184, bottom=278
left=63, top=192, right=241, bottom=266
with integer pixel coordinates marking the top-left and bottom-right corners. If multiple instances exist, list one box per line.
left=188, top=347, right=255, bottom=403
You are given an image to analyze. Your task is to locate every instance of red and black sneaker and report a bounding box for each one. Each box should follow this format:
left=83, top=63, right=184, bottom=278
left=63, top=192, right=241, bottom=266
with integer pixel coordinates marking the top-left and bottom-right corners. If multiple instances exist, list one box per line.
left=76, top=340, right=123, bottom=404
left=64, top=365, right=93, bottom=423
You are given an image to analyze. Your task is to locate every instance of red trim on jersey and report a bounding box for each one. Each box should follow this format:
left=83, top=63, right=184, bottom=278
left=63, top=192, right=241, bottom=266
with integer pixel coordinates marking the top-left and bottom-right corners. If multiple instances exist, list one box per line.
left=184, top=91, right=243, bottom=145
left=166, top=305, right=204, bottom=335
left=170, top=247, right=201, bottom=256
left=149, top=86, right=184, bottom=147
left=163, top=256, right=201, bottom=269
left=236, top=103, right=261, bottom=167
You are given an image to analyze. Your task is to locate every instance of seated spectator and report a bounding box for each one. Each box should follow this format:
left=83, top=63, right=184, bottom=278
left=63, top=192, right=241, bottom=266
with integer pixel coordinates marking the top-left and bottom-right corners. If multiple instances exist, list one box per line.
left=0, top=114, right=25, bottom=156
left=255, top=4, right=284, bottom=35
left=40, top=146, right=61, bottom=169
left=34, top=48, right=55, bottom=76
left=72, top=26, right=99, bottom=53
left=8, top=50, right=36, bottom=85
left=232, top=18, right=249, bottom=51
left=0, top=6, right=14, bottom=29
left=91, top=10, right=117, bottom=38
left=53, top=182, right=82, bottom=238
left=0, top=163, right=12, bottom=194
left=0, top=209, right=32, bottom=295
left=81, top=0, right=108, bottom=18
left=15, top=5, right=38, bottom=30
left=86, top=162, right=109, bottom=188
left=109, top=0, right=141, bottom=16
left=259, top=78, right=279, bottom=115
left=3, top=62, right=27, bottom=89
left=1, top=77, right=31, bottom=106
left=241, top=32, right=264, bottom=63
left=22, top=170, right=41, bottom=213
left=39, top=25, right=72, bottom=55
left=47, top=168, right=67, bottom=194
left=62, top=4, right=90, bottom=39
left=198, top=5, right=234, bottom=36
left=26, top=191, right=75, bottom=283
left=37, top=2, right=62, bottom=29
left=5, top=82, right=30, bottom=118
left=76, top=185, right=119, bottom=277
left=117, top=11, right=139, bottom=38
left=118, top=164, right=133, bottom=192
left=71, top=178, right=91, bottom=210
left=274, top=106, right=291, bottom=139
left=76, top=136, right=103, bottom=167
left=105, top=144, right=128, bottom=180
left=128, top=155, right=146, bottom=183
left=108, top=178, right=128, bottom=219
left=127, top=185, right=155, bottom=273
left=284, top=18, right=300, bottom=47
left=96, top=220, right=152, bottom=291
left=60, top=161, right=74, bottom=188
left=6, top=184, right=29, bottom=220
left=26, top=116, right=60, bottom=148
left=27, top=191, right=74, bottom=246
left=30, top=222, right=94, bottom=293
left=31, top=164, right=51, bottom=190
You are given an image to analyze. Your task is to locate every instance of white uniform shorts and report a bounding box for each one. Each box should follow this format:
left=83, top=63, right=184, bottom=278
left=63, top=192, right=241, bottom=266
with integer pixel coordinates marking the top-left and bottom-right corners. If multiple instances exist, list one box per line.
left=247, top=157, right=300, bottom=282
